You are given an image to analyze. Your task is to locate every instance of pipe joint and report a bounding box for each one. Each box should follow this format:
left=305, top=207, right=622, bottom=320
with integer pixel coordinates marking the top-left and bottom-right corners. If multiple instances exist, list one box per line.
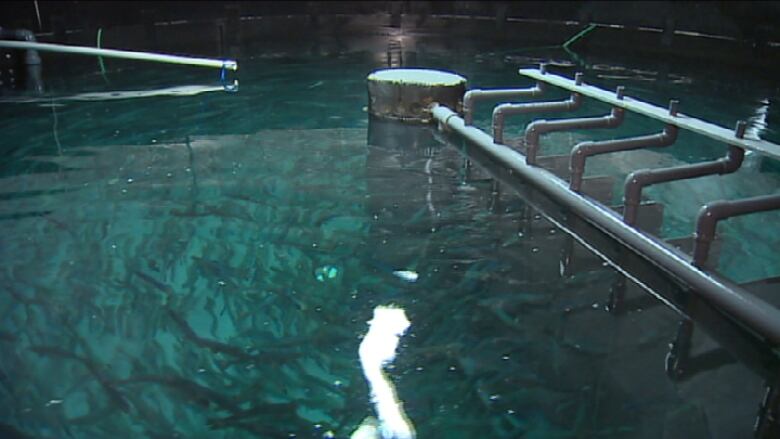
left=464, top=84, right=545, bottom=125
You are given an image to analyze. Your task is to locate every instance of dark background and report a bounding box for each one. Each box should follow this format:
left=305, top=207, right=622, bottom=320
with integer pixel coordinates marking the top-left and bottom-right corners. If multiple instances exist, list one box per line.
left=2, top=1, right=779, bottom=45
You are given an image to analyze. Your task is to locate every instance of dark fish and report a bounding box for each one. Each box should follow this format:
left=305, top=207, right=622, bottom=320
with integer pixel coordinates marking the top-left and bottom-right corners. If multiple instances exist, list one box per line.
left=206, top=400, right=297, bottom=429
left=166, top=308, right=300, bottom=363
left=29, top=346, right=131, bottom=412
left=0, top=423, right=35, bottom=439
left=165, top=308, right=255, bottom=361
left=132, top=270, right=175, bottom=304
left=191, top=256, right=242, bottom=287
left=0, top=330, right=17, bottom=343
left=115, top=374, right=240, bottom=413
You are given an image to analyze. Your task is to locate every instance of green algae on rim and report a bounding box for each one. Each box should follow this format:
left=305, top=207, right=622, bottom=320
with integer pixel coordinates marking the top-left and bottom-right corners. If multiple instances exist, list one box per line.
left=367, top=68, right=467, bottom=86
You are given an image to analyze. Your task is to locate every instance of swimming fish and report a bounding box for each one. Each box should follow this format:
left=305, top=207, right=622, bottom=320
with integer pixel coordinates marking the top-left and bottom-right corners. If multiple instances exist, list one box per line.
left=392, top=270, right=419, bottom=283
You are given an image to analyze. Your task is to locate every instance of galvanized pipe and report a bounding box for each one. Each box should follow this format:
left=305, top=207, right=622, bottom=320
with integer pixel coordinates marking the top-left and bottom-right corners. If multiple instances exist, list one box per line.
left=570, top=124, right=678, bottom=192
left=623, top=145, right=745, bottom=226
left=524, top=106, right=625, bottom=165
left=693, top=194, right=780, bottom=268
left=464, top=65, right=547, bottom=125
left=431, top=103, right=780, bottom=345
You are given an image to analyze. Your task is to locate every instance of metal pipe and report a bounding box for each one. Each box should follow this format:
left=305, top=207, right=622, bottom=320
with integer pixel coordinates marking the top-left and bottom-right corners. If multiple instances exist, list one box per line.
left=525, top=106, right=625, bottom=165
left=464, top=65, right=547, bottom=125
left=519, top=68, right=780, bottom=161
left=693, top=194, right=780, bottom=268
left=492, top=93, right=582, bottom=145
left=623, top=145, right=745, bottom=226
left=0, top=27, right=41, bottom=65
left=431, top=103, right=780, bottom=345
left=570, top=124, right=678, bottom=192
left=0, top=40, right=237, bottom=71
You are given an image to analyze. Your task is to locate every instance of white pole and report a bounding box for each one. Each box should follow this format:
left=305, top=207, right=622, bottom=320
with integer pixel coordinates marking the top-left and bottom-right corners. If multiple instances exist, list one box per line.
left=0, top=40, right=237, bottom=71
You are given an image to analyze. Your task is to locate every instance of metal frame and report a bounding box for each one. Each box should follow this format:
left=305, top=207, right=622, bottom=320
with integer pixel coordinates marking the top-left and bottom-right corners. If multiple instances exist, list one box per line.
left=431, top=103, right=780, bottom=345
left=433, top=67, right=780, bottom=439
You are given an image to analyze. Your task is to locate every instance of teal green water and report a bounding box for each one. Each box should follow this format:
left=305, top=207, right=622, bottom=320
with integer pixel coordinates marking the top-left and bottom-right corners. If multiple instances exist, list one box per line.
left=0, top=36, right=778, bottom=438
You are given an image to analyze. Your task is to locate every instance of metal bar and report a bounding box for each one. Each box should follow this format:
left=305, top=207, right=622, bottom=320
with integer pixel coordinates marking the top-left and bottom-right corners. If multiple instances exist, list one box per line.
left=463, top=65, right=547, bottom=125
left=0, top=40, right=238, bottom=71
left=431, top=103, right=780, bottom=346
left=624, top=145, right=745, bottom=226
left=519, top=68, right=780, bottom=160
left=447, top=123, right=780, bottom=384
left=756, top=380, right=780, bottom=439
left=694, top=194, right=780, bottom=268
left=524, top=106, right=625, bottom=165
left=665, top=319, right=695, bottom=380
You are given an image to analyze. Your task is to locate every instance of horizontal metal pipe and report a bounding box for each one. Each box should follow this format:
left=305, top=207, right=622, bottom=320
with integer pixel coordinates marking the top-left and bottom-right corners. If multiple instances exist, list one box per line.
left=0, top=40, right=238, bottom=70
left=464, top=65, right=547, bottom=125
left=525, top=107, right=625, bottom=165
left=520, top=68, right=780, bottom=161
left=0, top=27, right=41, bottom=64
left=694, top=194, right=780, bottom=268
left=431, top=103, right=780, bottom=346
left=492, top=93, right=582, bottom=144
left=464, top=85, right=545, bottom=125
left=570, top=124, right=678, bottom=192
left=624, top=145, right=745, bottom=225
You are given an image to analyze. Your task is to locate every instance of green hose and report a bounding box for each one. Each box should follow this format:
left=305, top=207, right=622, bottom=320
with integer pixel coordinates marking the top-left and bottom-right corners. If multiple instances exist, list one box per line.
left=562, top=23, right=597, bottom=50
left=561, top=23, right=597, bottom=68
left=96, top=28, right=106, bottom=74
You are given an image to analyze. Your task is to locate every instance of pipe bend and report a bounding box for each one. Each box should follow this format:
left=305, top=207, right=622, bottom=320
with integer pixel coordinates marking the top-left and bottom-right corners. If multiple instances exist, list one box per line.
left=492, top=103, right=510, bottom=119
left=569, top=92, right=583, bottom=108
left=661, top=125, right=679, bottom=143
left=14, top=29, right=37, bottom=41
left=718, top=146, right=745, bottom=174
left=570, top=141, right=595, bottom=170
left=463, top=89, right=483, bottom=124
left=695, top=200, right=731, bottom=241
left=623, top=169, right=654, bottom=208
left=492, top=105, right=507, bottom=144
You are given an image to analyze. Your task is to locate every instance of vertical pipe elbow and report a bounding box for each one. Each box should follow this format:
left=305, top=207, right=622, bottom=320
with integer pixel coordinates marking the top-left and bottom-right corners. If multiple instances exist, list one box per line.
left=463, top=90, right=478, bottom=125
left=524, top=122, right=544, bottom=165
left=607, top=107, right=625, bottom=127
left=661, top=125, right=679, bottom=145
left=569, top=141, right=593, bottom=191
left=2, top=28, right=41, bottom=65
left=718, top=146, right=745, bottom=174
left=623, top=171, right=651, bottom=225
left=693, top=201, right=728, bottom=267
left=492, top=105, right=506, bottom=144
left=532, top=81, right=545, bottom=96
left=568, top=92, right=583, bottom=110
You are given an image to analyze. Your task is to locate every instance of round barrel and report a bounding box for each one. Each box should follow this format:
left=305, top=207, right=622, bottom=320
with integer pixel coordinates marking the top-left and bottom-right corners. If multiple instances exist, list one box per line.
left=367, top=68, right=466, bottom=123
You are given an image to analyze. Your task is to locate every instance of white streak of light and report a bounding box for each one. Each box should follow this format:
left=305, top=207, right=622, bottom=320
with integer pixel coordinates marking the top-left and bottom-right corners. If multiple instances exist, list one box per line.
left=358, top=306, right=415, bottom=439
